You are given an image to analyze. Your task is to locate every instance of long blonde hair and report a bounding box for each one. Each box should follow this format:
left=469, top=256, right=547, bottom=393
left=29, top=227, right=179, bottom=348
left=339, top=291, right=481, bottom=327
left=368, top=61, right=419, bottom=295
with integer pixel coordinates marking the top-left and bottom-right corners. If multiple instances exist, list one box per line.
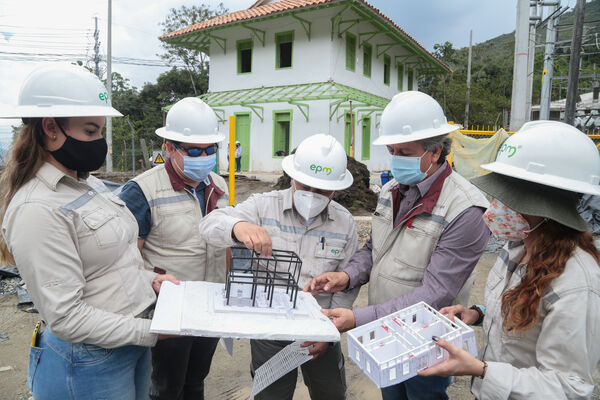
left=0, top=118, right=53, bottom=265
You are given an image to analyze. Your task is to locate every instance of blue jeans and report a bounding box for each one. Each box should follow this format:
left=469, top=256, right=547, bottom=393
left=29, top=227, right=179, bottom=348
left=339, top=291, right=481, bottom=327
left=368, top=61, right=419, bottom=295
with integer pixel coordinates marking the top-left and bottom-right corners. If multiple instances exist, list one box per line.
left=28, top=329, right=151, bottom=400
left=381, top=375, right=451, bottom=400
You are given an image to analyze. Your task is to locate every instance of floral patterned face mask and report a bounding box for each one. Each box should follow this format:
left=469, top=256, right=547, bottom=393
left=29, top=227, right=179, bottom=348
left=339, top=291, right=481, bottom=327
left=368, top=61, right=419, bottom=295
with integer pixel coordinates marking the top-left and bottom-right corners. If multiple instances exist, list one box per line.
left=482, top=199, right=545, bottom=241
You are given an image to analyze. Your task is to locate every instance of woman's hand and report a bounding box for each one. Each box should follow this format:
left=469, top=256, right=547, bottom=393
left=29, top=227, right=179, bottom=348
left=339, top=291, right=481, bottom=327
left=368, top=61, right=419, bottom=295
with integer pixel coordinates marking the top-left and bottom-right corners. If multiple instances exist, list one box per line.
left=439, top=305, right=479, bottom=325
left=418, top=337, right=485, bottom=378
left=152, top=274, right=180, bottom=294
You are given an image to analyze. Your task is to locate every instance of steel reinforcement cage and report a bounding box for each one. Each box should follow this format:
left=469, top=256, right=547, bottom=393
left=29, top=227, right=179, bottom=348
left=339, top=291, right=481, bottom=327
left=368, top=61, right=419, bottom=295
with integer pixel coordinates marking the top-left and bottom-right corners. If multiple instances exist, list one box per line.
left=226, top=247, right=303, bottom=308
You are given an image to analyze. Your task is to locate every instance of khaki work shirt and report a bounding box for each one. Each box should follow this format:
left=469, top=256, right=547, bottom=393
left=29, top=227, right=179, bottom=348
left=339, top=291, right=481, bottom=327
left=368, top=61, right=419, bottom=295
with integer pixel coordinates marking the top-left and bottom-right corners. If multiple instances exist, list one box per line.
left=2, top=163, right=158, bottom=348
left=471, top=243, right=600, bottom=399
left=198, top=188, right=359, bottom=309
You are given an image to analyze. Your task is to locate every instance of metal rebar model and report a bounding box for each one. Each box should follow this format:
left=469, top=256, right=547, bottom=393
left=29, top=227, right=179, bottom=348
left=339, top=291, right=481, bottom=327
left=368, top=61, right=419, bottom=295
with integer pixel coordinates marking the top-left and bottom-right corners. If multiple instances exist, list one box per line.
left=226, top=247, right=302, bottom=308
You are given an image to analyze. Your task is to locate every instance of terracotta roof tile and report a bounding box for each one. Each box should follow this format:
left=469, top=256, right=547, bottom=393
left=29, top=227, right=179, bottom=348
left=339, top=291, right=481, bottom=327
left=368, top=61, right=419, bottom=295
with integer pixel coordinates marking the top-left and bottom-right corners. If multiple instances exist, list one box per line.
left=159, top=0, right=450, bottom=73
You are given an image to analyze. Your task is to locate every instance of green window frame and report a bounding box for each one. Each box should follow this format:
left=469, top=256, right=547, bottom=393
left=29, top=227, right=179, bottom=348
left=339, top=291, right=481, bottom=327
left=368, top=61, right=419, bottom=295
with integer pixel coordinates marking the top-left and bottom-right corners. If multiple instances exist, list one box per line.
left=345, top=33, right=356, bottom=72
left=361, top=117, right=371, bottom=160
left=237, top=39, right=253, bottom=74
left=397, top=64, right=404, bottom=91
left=383, top=54, right=391, bottom=86
left=275, top=31, right=294, bottom=69
left=272, top=110, right=292, bottom=157
left=407, top=69, right=414, bottom=90
left=363, top=43, right=372, bottom=77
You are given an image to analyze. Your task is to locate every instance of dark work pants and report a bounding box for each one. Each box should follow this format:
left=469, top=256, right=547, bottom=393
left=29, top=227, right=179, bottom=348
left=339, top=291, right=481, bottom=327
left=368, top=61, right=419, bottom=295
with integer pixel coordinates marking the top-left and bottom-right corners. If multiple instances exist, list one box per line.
left=250, top=339, right=346, bottom=400
left=380, top=375, right=451, bottom=400
left=235, top=157, right=241, bottom=172
left=150, top=336, right=219, bottom=400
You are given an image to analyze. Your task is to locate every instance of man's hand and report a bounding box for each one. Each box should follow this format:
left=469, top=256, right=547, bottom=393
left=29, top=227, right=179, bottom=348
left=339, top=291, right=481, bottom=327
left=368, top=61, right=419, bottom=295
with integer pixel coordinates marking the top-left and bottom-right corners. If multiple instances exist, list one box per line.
left=321, top=308, right=356, bottom=332
left=232, top=221, right=272, bottom=258
left=418, top=337, right=484, bottom=378
left=303, top=272, right=350, bottom=294
left=152, top=274, right=180, bottom=294
left=439, top=305, right=479, bottom=325
left=300, top=341, right=329, bottom=360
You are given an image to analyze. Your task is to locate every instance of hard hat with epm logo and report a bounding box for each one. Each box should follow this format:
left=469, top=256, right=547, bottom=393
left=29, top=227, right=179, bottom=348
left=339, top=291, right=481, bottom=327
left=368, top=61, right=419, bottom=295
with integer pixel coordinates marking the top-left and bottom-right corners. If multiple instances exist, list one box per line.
left=0, top=63, right=122, bottom=119
left=281, top=133, right=353, bottom=191
left=156, top=97, right=225, bottom=144
left=373, top=91, right=457, bottom=145
left=480, top=120, right=600, bottom=196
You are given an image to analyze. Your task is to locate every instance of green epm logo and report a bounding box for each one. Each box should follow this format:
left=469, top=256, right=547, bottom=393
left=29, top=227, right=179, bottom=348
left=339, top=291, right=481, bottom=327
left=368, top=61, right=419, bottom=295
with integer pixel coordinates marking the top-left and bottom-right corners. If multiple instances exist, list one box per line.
left=499, top=143, right=521, bottom=158
left=330, top=248, right=340, bottom=255
left=98, top=92, right=109, bottom=104
left=310, top=164, right=332, bottom=175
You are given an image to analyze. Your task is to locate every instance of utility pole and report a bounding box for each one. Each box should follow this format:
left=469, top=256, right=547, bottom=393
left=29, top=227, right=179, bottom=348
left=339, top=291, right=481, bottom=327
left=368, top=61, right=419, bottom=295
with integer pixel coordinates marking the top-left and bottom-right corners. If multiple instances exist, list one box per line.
left=510, top=0, right=530, bottom=131
left=565, top=0, right=585, bottom=125
left=540, top=2, right=560, bottom=120
left=526, top=2, right=540, bottom=122
left=464, top=30, right=472, bottom=128
left=93, top=17, right=101, bottom=78
left=105, top=0, right=113, bottom=172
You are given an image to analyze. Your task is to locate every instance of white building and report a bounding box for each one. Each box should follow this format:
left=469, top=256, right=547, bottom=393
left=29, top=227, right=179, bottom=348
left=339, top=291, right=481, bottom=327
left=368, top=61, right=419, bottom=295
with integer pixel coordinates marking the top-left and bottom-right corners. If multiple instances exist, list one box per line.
left=161, top=0, right=450, bottom=172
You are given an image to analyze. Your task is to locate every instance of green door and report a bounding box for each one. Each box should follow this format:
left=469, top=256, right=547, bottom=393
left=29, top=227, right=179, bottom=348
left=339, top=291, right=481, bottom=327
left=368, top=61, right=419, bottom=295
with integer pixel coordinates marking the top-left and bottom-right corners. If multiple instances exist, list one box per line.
left=235, top=113, right=251, bottom=171
left=361, top=117, right=371, bottom=160
left=344, top=112, right=355, bottom=156
left=273, top=111, right=292, bottom=157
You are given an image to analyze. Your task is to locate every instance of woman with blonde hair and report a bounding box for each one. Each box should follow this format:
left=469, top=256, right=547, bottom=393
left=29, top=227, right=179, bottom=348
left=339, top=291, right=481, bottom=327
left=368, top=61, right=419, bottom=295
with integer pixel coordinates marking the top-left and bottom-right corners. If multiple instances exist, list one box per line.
left=0, top=64, right=178, bottom=400
left=419, top=120, right=600, bottom=399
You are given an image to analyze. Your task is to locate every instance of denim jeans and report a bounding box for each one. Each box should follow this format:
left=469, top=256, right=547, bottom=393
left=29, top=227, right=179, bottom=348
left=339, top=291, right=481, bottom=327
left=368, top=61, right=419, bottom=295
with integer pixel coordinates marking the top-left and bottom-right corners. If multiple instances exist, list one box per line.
left=381, top=375, right=451, bottom=400
left=28, top=329, right=151, bottom=400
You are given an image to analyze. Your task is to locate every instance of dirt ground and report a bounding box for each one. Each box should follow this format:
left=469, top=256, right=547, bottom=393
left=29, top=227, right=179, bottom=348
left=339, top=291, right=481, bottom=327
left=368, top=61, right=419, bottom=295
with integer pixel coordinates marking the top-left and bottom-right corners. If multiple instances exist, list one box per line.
left=1, top=173, right=598, bottom=399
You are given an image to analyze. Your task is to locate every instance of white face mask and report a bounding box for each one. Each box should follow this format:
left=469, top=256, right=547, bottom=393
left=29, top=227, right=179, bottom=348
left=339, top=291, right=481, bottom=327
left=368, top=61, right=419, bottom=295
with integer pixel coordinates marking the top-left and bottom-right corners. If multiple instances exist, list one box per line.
left=292, top=183, right=332, bottom=222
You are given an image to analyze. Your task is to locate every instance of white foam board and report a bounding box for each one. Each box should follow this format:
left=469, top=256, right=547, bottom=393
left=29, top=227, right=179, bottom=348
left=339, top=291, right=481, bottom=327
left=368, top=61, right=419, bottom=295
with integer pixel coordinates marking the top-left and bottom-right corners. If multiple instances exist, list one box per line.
left=150, top=281, right=340, bottom=342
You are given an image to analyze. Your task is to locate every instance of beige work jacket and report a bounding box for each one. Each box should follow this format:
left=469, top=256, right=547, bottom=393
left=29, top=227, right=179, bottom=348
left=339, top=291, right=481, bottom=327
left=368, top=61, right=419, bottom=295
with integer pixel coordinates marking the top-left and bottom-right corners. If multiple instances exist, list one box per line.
left=1, top=163, right=158, bottom=348
left=472, top=243, right=600, bottom=399
left=133, top=165, right=228, bottom=282
left=198, top=188, right=359, bottom=309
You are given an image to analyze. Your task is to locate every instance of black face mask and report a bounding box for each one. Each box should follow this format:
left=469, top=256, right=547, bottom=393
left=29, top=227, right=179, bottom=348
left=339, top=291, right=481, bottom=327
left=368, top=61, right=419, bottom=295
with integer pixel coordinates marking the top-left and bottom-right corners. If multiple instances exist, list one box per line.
left=49, top=120, right=108, bottom=172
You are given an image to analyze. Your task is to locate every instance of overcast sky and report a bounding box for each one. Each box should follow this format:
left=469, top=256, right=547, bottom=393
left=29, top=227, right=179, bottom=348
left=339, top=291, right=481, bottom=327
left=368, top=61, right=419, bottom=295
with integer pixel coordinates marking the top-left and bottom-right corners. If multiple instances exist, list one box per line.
left=0, top=0, right=535, bottom=143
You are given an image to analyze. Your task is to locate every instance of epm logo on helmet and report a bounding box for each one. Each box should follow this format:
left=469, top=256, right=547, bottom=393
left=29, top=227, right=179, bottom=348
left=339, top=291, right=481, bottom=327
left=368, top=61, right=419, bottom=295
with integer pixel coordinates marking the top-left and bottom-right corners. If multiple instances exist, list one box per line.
left=499, top=143, right=522, bottom=158
left=98, top=92, right=109, bottom=104
left=310, top=164, right=332, bottom=175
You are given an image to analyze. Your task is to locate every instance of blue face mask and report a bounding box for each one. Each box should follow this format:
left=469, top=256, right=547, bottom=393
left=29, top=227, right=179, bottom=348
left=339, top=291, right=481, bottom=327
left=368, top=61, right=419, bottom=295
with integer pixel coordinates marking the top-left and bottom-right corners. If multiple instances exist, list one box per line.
left=180, top=153, right=216, bottom=182
left=389, top=151, right=431, bottom=185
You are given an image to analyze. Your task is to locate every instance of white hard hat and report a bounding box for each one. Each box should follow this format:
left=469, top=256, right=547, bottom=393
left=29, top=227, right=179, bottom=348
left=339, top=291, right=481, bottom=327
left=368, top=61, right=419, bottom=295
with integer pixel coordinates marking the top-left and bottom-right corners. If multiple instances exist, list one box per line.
left=373, top=91, right=456, bottom=145
left=0, top=63, right=122, bottom=118
left=281, top=133, right=353, bottom=191
left=156, top=97, right=225, bottom=143
left=481, top=120, right=600, bottom=195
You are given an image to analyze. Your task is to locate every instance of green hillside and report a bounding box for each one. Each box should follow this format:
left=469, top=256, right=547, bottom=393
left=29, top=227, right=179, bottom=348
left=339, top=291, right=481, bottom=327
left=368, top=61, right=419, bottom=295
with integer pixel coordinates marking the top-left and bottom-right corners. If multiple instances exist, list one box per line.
left=422, top=0, right=600, bottom=128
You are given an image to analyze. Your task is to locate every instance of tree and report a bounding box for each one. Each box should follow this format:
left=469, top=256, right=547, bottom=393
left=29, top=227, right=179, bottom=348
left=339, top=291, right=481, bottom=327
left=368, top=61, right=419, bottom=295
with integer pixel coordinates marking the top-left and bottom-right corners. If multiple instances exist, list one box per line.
left=158, top=3, right=228, bottom=95
left=433, top=41, right=455, bottom=63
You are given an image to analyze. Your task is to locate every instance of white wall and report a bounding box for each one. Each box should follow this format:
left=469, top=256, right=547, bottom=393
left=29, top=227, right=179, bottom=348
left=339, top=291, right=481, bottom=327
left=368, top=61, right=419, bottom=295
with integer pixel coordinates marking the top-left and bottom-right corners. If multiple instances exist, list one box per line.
left=207, top=6, right=423, bottom=95
left=328, top=8, right=420, bottom=98
left=217, top=98, right=390, bottom=173
left=206, top=4, right=435, bottom=173
left=208, top=11, right=334, bottom=93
